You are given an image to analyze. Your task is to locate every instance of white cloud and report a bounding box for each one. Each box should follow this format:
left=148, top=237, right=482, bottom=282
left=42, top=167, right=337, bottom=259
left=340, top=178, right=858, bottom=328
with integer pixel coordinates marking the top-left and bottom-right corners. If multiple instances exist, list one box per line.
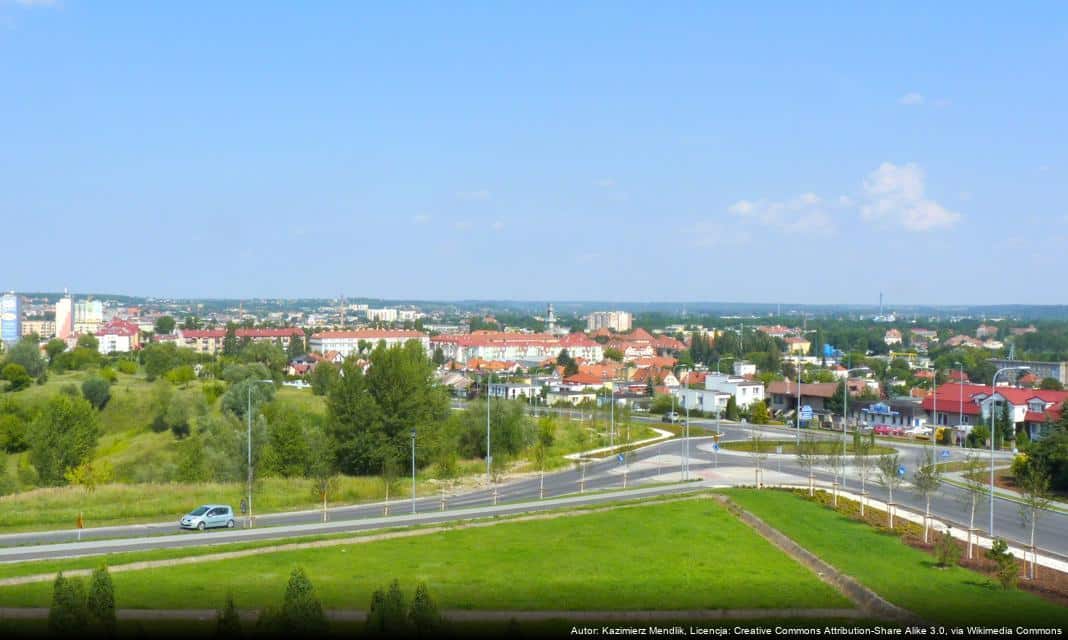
left=726, top=193, right=838, bottom=235
left=456, top=189, right=491, bottom=201
left=691, top=221, right=752, bottom=247
left=412, top=214, right=431, bottom=224
left=898, top=92, right=925, bottom=106
left=860, top=162, right=961, bottom=231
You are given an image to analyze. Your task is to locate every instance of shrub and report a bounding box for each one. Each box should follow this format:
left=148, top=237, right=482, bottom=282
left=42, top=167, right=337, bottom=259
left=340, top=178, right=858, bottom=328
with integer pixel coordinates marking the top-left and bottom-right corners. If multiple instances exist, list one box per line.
left=98, top=367, right=118, bottom=384
left=203, top=381, right=226, bottom=405
left=934, top=529, right=961, bottom=568
left=87, top=564, right=116, bottom=636
left=81, top=377, right=112, bottom=410
left=115, top=360, right=138, bottom=375
left=280, top=567, right=328, bottom=634
left=1, top=364, right=32, bottom=392
left=985, top=538, right=1019, bottom=590
left=217, top=593, right=243, bottom=639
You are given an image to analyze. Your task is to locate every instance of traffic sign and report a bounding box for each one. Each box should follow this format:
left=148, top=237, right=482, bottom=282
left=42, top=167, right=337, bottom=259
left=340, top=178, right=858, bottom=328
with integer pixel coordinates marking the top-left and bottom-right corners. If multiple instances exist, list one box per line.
left=617, top=453, right=624, bottom=464
left=897, top=464, right=906, bottom=477
left=800, top=405, right=813, bottom=421
left=712, top=443, right=719, bottom=452
left=940, top=450, right=950, bottom=460
left=776, top=446, right=783, bottom=455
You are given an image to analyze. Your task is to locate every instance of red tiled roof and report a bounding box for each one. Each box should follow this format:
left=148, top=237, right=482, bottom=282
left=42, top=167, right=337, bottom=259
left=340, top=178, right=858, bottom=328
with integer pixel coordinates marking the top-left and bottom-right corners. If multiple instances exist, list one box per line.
left=315, top=330, right=427, bottom=339
left=564, top=373, right=607, bottom=385
left=96, top=319, right=139, bottom=337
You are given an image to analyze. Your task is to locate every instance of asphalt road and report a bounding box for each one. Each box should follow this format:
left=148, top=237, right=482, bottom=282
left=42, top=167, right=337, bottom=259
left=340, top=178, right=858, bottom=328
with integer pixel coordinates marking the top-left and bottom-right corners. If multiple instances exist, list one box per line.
left=0, top=414, right=1062, bottom=562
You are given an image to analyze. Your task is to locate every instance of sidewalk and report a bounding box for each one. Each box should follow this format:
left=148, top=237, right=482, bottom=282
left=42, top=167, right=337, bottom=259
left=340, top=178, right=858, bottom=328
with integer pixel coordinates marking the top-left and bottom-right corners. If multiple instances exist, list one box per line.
left=762, top=481, right=1068, bottom=574
left=941, top=471, right=1068, bottom=515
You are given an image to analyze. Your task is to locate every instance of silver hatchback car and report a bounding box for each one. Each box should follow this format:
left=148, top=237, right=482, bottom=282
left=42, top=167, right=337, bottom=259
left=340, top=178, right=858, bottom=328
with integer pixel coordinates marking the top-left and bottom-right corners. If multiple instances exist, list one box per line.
left=179, top=504, right=235, bottom=531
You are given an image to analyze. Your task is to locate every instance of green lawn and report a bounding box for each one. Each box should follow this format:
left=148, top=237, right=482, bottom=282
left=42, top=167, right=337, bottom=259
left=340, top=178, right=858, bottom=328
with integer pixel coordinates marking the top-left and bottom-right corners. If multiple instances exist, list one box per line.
left=0, top=498, right=851, bottom=612
left=720, top=440, right=895, bottom=455
left=723, top=489, right=1068, bottom=626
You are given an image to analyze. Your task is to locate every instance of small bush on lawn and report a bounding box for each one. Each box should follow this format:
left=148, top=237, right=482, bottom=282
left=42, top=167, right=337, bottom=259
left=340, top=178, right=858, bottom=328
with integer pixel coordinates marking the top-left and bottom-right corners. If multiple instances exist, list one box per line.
left=934, top=529, right=962, bottom=568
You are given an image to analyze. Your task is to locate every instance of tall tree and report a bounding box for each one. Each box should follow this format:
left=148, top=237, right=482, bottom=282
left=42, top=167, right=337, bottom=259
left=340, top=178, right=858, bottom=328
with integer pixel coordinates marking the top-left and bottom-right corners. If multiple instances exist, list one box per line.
left=29, top=395, right=100, bottom=486
left=1017, top=467, right=1052, bottom=581
left=958, top=453, right=988, bottom=559
left=911, top=447, right=942, bottom=543
left=154, top=315, right=176, bottom=335
left=3, top=337, right=45, bottom=378
left=222, top=323, right=240, bottom=357
left=876, top=453, right=904, bottom=528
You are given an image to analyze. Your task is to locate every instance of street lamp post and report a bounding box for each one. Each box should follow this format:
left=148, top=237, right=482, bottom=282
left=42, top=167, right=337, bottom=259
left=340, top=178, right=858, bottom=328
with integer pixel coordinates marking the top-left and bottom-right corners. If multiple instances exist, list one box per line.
left=485, top=374, right=492, bottom=484
left=930, top=366, right=938, bottom=446
left=246, top=379, right=274, bottom=529
left=989, top=366, right=1029, bottom=536
left=411, top=429, right=417, bottom=514
left=961, top=363, right=969, bottom=448
left=796, top=355, right=802, bottom=443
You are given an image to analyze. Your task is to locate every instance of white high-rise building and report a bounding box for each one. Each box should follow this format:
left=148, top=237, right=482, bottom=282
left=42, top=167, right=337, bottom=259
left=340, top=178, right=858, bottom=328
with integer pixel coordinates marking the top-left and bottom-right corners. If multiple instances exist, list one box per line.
left=55, top=293, right=73, bottom=340
left=74, top=299, right=104, bottom=334
left=586, top=310, right=633, bottom=333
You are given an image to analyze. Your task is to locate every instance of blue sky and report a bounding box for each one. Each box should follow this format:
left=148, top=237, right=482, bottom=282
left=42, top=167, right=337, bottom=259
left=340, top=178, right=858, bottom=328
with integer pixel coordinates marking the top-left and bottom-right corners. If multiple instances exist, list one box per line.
left=1, top=2, right=1066, bottom=304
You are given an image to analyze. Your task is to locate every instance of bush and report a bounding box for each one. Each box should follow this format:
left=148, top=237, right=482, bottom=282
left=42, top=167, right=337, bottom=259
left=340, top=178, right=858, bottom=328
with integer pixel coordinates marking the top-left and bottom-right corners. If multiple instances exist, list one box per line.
left=279, top=567, right=328, bottom=634
left=115, top=359, right=138, bottom=375
left=81, top=377, right=112, bottom=410
left=985, top=538, right=1019, bottom=590
left=87, top=564, right=116, bottom=636
left=203, top=381, right=226, bottom=405
left=0, top=414, right=28, bottom=453
left=934, top=529, right=961, bottom=568
left=98, top=367, right=118, bottom=384
left=1, top=363, right=32, bottom=392
left=217, top=593, right=243, bottom=638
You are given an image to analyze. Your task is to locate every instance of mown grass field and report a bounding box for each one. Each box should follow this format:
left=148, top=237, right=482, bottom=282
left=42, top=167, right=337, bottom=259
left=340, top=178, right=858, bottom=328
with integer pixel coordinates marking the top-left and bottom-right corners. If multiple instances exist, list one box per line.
left=723, top=489, right=1068, bottom=626
left=720, top=439, right=896, bottom=455
left=0, top=498, right=851, bottom=612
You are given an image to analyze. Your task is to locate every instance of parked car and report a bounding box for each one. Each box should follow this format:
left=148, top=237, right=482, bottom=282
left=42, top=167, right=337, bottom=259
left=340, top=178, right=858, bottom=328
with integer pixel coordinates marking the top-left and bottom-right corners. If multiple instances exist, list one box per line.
left=661, top=411, right=681, bottom=423
left=180, top=504, right=235, bottom=531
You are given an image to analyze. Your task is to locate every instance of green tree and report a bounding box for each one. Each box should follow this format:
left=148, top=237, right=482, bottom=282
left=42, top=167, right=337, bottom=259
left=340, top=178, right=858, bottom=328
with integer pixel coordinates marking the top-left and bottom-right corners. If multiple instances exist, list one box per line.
left=287, top=332, right=306, bottom=359
left=749, top=401, right=770, bottom=425
left=309, top=362, right=339, bottom=396
left=141, top=342, right=181, bottom=381
left=81, top=377, right=111, bottom=410
left=3, top=337, right=45, bottom=377
left=165, top=364, right=196, bottom=387
left=154, top=315, right=176, bottom=335
left=45, top=338, right=68, bottom=364
left=221, top=379, right=276, bottom=419
left=1017, top=466, right=1052, bottom=581
left=934, top=529, right=962, bottom=568
left=76, top=334, right=99, bottom=352
left=279, top=567, right=328, bottom=634
left=795, top=432, right=820, bottom=496
left=986, top=538, right=1019, bottom=590
left=408, top=582, right=441, bottom=636
left=29, top=394, right=100, bottom=486
left=366, top=579, right=410, bottom=635
left=216, top=593, right=243, bottom=639
left=328, top=341, right=449, bottom=475
left=263, top=403, right=311, bottom=477
left=604, top=347, right=624, bottom=362
left=2, top=363, right=32, bottom=392
left=1039, top=377, right=1064, bottom=391
left=240, top=341, right=287, bottom=377
left=725, top=395, right=739, bottom=421
left=911, top=447, right=942, bottom=543
left=959, top=453, right=988, bottom=559
left=48, top=572, right=88, bottom=634
left=223, top=323, right=240, bottom=357
left=87, top=564, right=116, bottom=637
left=876, top=453, right=904, bottom=528
left=182, top=316, right=202, bottom=331
left=431, top=346, right=445, bottom=366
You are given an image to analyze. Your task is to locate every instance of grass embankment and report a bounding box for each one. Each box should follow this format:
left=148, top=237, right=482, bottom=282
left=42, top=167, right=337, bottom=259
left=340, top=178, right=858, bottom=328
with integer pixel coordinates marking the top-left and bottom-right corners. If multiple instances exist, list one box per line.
left=0, top=498, right=850, bottom=611
left=0, top=475, right=440, bottom=532
left=723, top=489, right=1068, bottom=626
left=720, top=440, right=895, bottom=455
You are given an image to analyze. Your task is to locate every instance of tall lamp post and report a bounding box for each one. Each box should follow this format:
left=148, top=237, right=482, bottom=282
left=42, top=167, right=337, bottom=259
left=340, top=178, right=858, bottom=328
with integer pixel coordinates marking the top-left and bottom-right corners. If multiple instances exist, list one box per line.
left=246, top=379, right=275, bottom=529
left=989, top=365, right=1029, bottom=536
left=961, top=363, right=969, bottom=448
left=410, top=429, right=417, bottom=514
left=930, top=366, right=938, bottom=446
left=795, top=355, right=802, bottom=444
left=485, top=374, right=492, bottom=484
